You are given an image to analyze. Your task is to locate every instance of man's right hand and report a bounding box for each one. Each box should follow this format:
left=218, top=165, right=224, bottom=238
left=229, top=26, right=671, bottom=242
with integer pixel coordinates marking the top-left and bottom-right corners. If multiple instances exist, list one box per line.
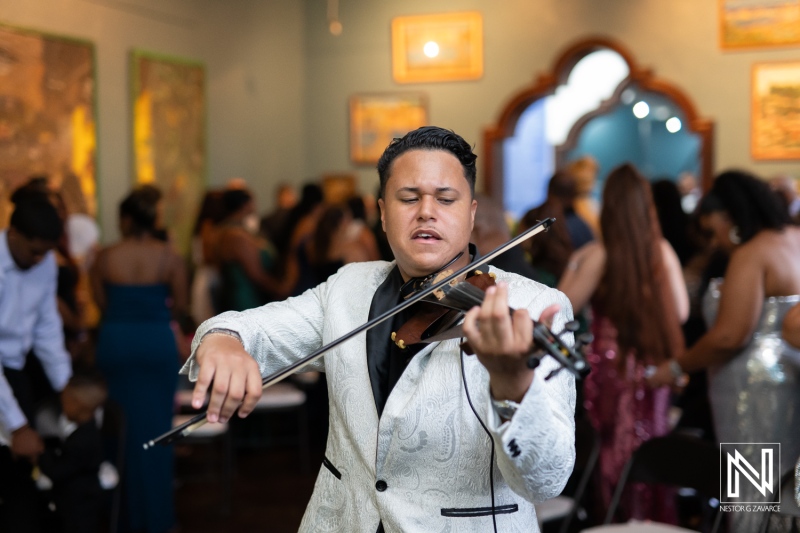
left=192, top=334, right=263, bottom=423
left=11, top=425, right=43, bottom=462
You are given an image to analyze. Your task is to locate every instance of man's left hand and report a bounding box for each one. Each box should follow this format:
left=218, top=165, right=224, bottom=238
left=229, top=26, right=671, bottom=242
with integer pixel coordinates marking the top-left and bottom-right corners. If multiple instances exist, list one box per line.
left=462, top=281, right=559, bottom=403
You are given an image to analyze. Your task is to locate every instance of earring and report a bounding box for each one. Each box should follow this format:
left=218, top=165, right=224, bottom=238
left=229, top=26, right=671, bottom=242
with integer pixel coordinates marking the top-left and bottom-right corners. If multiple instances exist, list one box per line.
left=729, top=226, right=741, bottom=245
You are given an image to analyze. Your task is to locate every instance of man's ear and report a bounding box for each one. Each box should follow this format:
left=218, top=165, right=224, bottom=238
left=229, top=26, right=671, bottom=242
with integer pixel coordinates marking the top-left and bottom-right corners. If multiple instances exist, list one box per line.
left=378, top=198, right=386, bottom=232
left=469, top=198, right=478, bottom=232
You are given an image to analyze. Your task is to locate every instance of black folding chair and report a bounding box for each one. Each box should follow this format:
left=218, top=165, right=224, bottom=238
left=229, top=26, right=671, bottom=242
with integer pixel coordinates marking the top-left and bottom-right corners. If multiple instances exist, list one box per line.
left=604, top=433, right=723, bottom=533
left=535, top=416, right=601, bottom=533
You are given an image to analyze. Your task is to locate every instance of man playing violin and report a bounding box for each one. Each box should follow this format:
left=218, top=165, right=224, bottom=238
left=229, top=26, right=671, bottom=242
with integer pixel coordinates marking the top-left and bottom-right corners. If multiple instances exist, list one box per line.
left=182, top=126, right=576, bottom=532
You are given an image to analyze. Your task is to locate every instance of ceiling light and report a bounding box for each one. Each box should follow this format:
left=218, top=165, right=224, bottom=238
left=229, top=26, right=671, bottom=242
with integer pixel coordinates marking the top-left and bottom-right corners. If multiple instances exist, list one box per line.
left=632, top=101, right=650, bottom=119
left=423, top=41, right=440, bottom=58
left=666, top=117, right=682, bottom=133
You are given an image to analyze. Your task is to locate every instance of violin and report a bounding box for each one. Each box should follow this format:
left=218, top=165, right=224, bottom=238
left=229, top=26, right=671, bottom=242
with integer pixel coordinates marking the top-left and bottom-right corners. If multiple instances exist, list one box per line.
left=144, top=217, right=591, bottom=449
left=393, top=270, right=592, bottom=381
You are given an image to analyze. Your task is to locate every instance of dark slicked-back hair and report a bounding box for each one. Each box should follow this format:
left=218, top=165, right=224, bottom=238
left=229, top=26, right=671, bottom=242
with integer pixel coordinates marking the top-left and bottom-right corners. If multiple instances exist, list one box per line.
left=376, top=126, right=477, bottom=199
left=10, top=197, right=63, bottom=241
left=698, top=170, right=789, bottom=243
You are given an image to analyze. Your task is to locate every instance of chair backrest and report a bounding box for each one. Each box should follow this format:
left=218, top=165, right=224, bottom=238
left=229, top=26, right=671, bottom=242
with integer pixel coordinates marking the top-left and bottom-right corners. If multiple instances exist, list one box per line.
left=605, top=433, right=722, bottom=526
left=626, top=433, right=721, bottom=499
left=558, top=416, right=601, bottom=533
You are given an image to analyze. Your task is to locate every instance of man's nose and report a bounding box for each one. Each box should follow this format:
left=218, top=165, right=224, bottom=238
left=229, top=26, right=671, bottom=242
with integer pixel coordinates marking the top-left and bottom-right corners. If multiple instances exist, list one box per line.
left=416, top=195, right=437, bottom=219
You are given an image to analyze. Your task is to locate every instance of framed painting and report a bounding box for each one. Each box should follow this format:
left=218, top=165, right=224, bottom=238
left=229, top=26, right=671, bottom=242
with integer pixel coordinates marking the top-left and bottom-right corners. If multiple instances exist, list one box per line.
left=391, top=11, right=483, bottom=83
left=131, top=50, right=205, bottom=255
left=0, top=24, right=97, bottom=227
left=720, top=0, right=800, bottom=50
left=752, top=61, right=800, bottom=159
left=349, top=92, right=428, bottom=164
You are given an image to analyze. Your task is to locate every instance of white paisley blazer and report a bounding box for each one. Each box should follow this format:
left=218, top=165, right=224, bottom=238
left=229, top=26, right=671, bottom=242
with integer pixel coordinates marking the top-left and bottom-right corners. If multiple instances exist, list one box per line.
left=183, top=261, right=576, bottom=533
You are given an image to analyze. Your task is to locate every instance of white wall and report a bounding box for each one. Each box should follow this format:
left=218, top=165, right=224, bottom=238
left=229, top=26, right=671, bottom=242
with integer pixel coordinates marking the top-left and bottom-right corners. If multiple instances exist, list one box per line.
left=0, top=0, right=306, bottom=241
left=303, top=0, right=800, bottom=195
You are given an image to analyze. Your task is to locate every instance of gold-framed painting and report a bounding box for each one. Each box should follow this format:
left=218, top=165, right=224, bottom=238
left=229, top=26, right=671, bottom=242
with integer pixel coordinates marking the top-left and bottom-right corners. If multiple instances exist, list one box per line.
left=349, top=92, right=428, bottom=164
left=131, top=50, right=205, bottom=255
left=752, top=61, right=800, bottom=159
left=391, top=11, right=483, bottom=84
left=720, top=0, right=800, bottom=50
left=0, top=24, right=97, bottom=228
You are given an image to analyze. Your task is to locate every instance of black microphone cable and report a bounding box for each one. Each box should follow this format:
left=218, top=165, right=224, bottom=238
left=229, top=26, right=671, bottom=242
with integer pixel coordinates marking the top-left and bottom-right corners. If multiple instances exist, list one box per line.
left=460, top=348, right=499, bottom=533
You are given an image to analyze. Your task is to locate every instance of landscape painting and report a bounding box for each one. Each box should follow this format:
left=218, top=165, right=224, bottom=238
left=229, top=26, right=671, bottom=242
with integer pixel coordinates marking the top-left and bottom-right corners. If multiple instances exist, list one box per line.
left=720, top=0, right=800, bottom=49
left=752, top=61, right=800, bottom=159
left=132, top=50, right=205, bottom=255
left=0, top=24, right=97, bottom=227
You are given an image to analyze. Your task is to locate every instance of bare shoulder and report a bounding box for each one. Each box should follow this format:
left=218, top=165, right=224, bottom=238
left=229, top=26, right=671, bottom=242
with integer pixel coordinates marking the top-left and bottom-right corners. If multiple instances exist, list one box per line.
left=658, top=238, right=680, bottom=262
left=570, top=241, right=605, bottom=268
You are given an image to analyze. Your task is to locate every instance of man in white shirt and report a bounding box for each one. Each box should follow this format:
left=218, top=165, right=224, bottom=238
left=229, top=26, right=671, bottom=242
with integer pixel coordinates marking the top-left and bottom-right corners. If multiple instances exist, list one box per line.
left=183, top=127, right=576, bottom=532
left=0, top=196, right=72, bottom=533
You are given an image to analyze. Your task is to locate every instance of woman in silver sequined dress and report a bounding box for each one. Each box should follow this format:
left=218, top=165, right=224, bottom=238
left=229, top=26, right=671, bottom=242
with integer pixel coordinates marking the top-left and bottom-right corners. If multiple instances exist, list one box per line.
left=649, top=171, right=800, bottom=533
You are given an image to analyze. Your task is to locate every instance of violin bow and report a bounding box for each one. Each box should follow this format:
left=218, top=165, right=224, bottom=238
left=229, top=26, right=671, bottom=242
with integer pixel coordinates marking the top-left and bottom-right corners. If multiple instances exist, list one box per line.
left=145, top=218, right=554, bottom=449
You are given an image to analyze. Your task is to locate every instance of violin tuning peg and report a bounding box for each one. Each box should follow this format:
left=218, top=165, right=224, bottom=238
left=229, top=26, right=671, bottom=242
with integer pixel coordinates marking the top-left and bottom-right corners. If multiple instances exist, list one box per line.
left=563, top=320, right=581, bottom=333
left=577, top=333, right=594, bottom=346
left=526, top=354, right=541, bottom=370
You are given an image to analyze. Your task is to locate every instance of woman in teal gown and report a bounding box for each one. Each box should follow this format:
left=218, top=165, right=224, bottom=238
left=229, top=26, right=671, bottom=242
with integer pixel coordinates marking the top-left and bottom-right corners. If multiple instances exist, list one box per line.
left=92, top=185, right=188, bottom=533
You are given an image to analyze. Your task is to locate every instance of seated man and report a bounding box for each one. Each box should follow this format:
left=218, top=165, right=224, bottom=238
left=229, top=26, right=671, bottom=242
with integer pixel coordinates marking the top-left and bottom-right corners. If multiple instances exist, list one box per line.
left=37, top=368, right=107, bottom=533
left=183, top=126, right=576, bottom=532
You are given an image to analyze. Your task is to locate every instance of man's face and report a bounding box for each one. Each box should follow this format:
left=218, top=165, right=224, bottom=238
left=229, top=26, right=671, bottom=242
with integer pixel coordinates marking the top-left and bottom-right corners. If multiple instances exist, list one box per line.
left=7, top=228, right=57, bottom=270
left=378, top=149, right=477, bottom=280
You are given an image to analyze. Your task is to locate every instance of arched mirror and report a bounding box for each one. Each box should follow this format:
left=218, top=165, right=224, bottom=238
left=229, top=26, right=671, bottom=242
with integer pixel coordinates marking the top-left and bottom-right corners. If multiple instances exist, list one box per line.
left=483, top=37, right=714, bottom=218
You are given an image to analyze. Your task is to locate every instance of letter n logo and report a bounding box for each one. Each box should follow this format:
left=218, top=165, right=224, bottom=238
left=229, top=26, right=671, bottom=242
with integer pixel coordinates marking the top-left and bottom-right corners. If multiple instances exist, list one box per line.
left=720, top=443, right=780, bottom=504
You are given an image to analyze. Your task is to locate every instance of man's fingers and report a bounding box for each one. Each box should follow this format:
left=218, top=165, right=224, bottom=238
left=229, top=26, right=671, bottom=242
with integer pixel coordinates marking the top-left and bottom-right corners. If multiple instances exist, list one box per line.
left=484, top=283, right=513, bottom=351
left=239, top=369, right=263, bottom=418
left=206, top=366, right=231, bottom=423
left=193, top=356, right=216, bottom=409
left=538, top=304, right=560, bottom=330
left=220, top=371, right=247, bottom=423
left=512, top=308, right=534, bottom=349
left=462, top=306, right=481, bottom=339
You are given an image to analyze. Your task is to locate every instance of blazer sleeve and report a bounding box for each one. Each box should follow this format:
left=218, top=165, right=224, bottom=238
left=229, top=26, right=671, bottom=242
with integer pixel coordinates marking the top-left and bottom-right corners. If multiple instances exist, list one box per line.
left=181, top=270, right=332, bottom=381
left=486, top=281, right=577, bottom=503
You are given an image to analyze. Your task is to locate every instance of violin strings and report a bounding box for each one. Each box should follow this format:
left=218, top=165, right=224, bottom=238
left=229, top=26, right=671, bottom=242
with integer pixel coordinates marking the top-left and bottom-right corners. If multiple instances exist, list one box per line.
left=439, top=282, right=486, bottom=311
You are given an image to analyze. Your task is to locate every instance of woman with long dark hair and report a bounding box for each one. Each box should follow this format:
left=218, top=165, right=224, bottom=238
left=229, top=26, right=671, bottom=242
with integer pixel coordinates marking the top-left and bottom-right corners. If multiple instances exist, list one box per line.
left=558, top=163, right=688, bottom=523
left=648, top=170, right=800, bottom=533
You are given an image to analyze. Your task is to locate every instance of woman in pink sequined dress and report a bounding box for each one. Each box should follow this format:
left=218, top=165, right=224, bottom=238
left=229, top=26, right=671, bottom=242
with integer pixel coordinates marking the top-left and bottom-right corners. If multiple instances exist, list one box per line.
left=558, top=163, right=689, bottom=523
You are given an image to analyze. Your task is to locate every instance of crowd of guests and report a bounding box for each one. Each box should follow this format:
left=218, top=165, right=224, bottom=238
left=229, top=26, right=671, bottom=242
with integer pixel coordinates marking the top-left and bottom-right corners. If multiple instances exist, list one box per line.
left=1, top=160, right=799, bottom=533
left=517, top=163, right=800, bottom=531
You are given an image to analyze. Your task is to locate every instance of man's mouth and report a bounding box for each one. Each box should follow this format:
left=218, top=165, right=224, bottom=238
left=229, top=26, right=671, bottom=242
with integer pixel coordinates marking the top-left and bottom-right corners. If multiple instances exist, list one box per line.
left=412, top=229, right=442, bottom=241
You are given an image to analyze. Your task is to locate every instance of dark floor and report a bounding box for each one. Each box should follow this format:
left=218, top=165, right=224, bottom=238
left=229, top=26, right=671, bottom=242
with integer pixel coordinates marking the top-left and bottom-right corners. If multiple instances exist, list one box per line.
left=174, top=440, right=321, bottom=533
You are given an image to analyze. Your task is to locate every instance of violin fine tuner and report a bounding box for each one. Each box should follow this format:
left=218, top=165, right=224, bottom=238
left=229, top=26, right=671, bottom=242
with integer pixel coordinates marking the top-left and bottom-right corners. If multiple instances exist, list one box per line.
left=527, top=320, right=592, bottom=381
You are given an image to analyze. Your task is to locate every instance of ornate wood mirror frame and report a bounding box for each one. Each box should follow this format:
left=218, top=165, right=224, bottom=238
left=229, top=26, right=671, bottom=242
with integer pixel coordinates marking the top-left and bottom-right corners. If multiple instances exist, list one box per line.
left=482, top=36, right=714, bottom=200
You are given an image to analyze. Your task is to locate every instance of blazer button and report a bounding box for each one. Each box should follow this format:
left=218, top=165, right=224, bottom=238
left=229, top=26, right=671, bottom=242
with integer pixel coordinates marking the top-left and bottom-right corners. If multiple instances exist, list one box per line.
left=375, top=480, right=388, bottom=492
